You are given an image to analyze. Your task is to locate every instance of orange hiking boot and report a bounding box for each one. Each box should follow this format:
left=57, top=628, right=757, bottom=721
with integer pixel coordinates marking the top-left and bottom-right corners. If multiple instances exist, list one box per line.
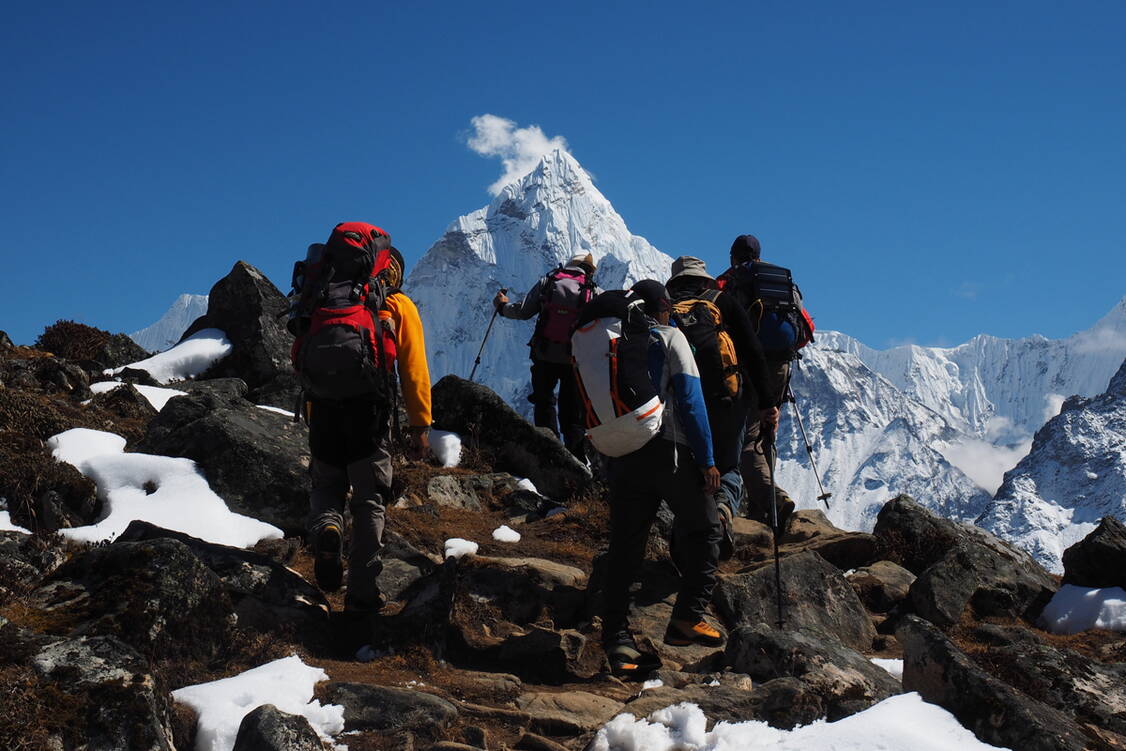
left=664, top=618, right=725, bottom=647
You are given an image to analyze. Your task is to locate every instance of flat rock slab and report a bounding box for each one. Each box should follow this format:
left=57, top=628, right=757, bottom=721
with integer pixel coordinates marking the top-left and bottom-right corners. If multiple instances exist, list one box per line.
left=326, top=682, right=457, bottom=737
left=516, top=691, right=624, bottom=736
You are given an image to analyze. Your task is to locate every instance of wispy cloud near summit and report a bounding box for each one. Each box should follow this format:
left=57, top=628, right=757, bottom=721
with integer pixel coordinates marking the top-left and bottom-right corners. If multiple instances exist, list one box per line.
left=466, top=115, right=569, bottom=196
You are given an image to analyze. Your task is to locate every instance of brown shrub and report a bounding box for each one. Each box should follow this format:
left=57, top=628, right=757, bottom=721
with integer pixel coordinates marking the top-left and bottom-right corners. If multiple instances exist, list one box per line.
left=0, top=429, right=97, bottom=531
left=34, top=320, right=110, bottom=361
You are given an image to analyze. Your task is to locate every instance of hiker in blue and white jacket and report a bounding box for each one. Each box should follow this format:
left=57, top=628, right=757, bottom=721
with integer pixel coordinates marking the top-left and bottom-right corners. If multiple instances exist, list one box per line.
left=582, top=279, right=724, bottom=676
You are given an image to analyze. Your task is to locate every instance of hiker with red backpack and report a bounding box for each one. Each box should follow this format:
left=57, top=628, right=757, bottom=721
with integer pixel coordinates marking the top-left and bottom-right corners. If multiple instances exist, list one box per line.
left=717, top=234, right=814, bottom=530
left=571, top=280, right=724, bottom=678
left=665, top=255, right=775, bottom=560
left=287, top=222, right=432, bottom=615
left=492, top=253, right=600, bottom=460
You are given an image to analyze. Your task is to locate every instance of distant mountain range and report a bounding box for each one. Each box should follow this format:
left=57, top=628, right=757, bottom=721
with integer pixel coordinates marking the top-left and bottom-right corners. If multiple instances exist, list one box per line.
left=136, top=150, right=1126, bottom=572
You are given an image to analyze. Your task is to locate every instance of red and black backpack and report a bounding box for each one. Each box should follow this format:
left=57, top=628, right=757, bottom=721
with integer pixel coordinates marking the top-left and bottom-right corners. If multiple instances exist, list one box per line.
left=287, top=222, right=398, bottom=401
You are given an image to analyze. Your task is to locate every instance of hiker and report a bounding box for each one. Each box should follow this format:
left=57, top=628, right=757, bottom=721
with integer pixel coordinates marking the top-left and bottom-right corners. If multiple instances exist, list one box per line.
left=288, top=223, right=431, bottom=614
left=492, top=253, right=599, bottom=460
left=665, top=255, right=774, bottom=559
left=717, top=234, right=814, bottom=530
left=571, top=279, right=724, bottom=677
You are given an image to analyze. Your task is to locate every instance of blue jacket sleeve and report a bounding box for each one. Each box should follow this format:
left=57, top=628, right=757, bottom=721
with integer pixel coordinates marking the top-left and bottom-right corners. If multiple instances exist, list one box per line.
left=665, top=329, right=715, bottom=468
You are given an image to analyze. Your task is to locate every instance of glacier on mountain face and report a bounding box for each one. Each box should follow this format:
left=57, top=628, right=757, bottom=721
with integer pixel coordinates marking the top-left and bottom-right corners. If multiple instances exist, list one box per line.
left=977, top=358, right=1126, bottom=573
left=403, top=149, right=673, bottom=413
left=130, top=293, right=209, bottom=353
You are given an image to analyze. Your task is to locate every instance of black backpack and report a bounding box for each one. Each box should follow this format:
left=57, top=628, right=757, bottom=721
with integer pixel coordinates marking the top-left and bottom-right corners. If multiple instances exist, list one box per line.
left=723, top=261, right=813, bottom=357
left=669, top=288, right=741, bottom=403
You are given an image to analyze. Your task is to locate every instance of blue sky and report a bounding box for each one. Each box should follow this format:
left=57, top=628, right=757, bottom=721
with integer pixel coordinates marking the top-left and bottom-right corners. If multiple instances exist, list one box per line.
left=3, top=1, right=1123, bottom=349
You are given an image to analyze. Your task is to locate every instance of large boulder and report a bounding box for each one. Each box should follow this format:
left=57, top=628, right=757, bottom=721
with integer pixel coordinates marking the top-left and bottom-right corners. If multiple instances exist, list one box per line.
left=724, top=623, right=901, bottom=720
left=875, top=495, right=1056, bottom=627
left=714, top=551, right=876, bottom=652
left=117, top=522, right=329, bottom=645
left=26, top=537, right=238, bottom=662
left=181, top=261, right=298, bottom=408
left=0, top=617, right=176, bottom=751
left=846, top=560, right=916, bottom=613
left=232, top=705, right=326, bottom=751
left=0, top=531, right=68, bottom=599
left=137, top=390, right=311, bottom=533
left=431, top=375, right=591, bottom=500
left=1062, top=516, right=1126, bottom=589
left=897, top=615, right=1093, bottom=751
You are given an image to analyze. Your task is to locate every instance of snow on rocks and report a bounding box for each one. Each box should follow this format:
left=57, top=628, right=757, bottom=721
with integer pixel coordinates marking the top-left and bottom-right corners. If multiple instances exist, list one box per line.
left=492, top=525, right=521, bottom=543
left=106, top=327, right=232, bottom=384
left=444, top=537, right=479, bottom=559
left=47, top=427, right=281, bottom=547
left=171, top=655, right=344, bottom=751
left=430, top=428, right=463, bottom=467
left=590, top=693, right=1006, bottom=751
left=1037, top=584, right=1126, bottom=634
left=89, top=380, right=187, bottom=411
left=0, top=510, right=30, bottom=534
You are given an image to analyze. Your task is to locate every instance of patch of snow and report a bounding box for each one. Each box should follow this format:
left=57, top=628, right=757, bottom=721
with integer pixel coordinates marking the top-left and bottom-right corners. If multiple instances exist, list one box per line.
left=89, top=380, right=187, bottom=411
left=430, top=429, right=462, bottom=468
left=492, top=525, right=521, bottom=543
left=589, top=693, right=1010, bottom=750
left=47, top=428, right=281, bottom=548
left=1037, top=584, right=1126, bottom=634
left=171, top=655, right=344, bottom=751
left=0, top=511, right=30, bottom=534
left=444, top=537, right=479, bottom=559
left=256, top=404, right=294, bottom=417
left=641, top=679, right=663, bottom=691
left=870, top=657, right=904, bottom=680
left=516, top=477, right=539, bottom=495
left=106, top=328, right=231, bottom=384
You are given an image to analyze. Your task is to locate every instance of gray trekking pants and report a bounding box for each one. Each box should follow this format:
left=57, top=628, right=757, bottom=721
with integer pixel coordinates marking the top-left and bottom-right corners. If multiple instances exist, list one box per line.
left=741, top=359, right=792, bottom=520
left=307, top=397, right=393, bottom=610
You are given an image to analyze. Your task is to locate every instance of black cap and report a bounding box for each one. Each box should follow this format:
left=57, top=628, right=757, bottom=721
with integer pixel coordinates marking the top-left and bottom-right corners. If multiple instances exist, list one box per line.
left=730, top=234, right=761, bottom=262
left=629, top=279, right=672, bottom=315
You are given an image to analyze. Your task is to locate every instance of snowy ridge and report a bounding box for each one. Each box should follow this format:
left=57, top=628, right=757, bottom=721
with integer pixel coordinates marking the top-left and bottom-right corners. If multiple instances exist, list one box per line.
left=977, top=358, right=1126, bottom=572
left=404, top=149, right=672, bottom=412
left=817, top=298, right=1126, bottom=442
left=130, top=293, right=209, bottom=352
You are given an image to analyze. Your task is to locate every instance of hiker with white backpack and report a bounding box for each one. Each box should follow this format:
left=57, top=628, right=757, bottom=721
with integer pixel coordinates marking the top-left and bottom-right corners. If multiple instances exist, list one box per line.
left=571, top=279, right=724, bottom=678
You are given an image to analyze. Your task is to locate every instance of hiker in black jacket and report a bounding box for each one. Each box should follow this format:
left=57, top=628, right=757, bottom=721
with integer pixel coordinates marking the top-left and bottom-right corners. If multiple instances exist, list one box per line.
left=666, top=255, right=775, bottom=559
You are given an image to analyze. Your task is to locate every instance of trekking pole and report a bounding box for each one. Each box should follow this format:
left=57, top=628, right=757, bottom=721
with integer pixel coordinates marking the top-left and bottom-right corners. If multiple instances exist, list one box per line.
left=469, top=288, right=507, bottom=382
left=765, top=425, right=785, bottom=630
left=784, top=385, right=832, bottom=508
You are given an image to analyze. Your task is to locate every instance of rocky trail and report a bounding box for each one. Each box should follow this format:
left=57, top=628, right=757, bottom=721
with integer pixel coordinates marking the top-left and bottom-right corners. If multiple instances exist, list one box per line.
left=2, top=262, right=1125, bottom=751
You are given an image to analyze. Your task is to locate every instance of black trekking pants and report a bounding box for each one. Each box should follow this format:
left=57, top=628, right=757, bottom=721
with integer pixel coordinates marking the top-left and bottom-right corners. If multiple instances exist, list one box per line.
left=529, top=359, right=586, bottom=459
left=307, top=397, right=392, bottom=610
left=602, top=438, right=720, bottom=639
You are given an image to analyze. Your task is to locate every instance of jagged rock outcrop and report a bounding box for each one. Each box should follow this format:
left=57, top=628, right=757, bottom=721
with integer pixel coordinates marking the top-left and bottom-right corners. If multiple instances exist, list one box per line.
left=725, top=623, right=901, bottom=720
left=117, top=521, right=329, bottom=644
left=1062, top=515, right=1126, bottom=588
left=897, top=615, right=1099, bottom=751
left=875, top=495, right=1056, bottom=627
left=846, top=560, right=916, bottom=613
left=714, top=551, right=876, bottom=652
left=431, top=375, right=591, bottom=500
left=137, top=390, right=311, bottom=533
left=181, top=261, right=298, bottom=408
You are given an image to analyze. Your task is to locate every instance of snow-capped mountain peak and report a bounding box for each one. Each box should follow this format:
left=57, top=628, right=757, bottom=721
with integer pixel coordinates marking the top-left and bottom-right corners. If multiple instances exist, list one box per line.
left=404, top=149, right=672, bottom=408
left=130, top=293, right=209, bottom=353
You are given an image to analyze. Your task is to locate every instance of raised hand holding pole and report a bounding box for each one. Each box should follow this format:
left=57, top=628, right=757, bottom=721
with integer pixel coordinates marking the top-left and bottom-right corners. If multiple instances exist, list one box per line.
left=470, top=288, right=507, bottom=382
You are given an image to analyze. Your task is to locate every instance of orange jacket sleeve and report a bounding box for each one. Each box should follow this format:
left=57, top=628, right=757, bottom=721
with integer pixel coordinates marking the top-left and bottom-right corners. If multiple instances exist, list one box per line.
left=385, top=292, right=432, bottom=427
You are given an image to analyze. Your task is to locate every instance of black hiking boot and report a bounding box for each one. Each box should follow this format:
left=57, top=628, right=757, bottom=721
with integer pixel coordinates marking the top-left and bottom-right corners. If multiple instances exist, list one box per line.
left=313, top=523, right=344, bottom=592
left=603, top=628, right=662, bottom=679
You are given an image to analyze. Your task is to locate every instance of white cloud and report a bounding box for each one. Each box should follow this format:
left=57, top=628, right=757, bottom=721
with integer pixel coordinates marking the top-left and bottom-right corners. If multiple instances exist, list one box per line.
left=954, top=281, right=981, bottom=300
left=1070, top=326, right=1126, bottom=355
left=1043, top=393, right=1066, bottom=423
left=467, top=114, right=569, bottom=195
left=939, top=437, right=1033, bottom=495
